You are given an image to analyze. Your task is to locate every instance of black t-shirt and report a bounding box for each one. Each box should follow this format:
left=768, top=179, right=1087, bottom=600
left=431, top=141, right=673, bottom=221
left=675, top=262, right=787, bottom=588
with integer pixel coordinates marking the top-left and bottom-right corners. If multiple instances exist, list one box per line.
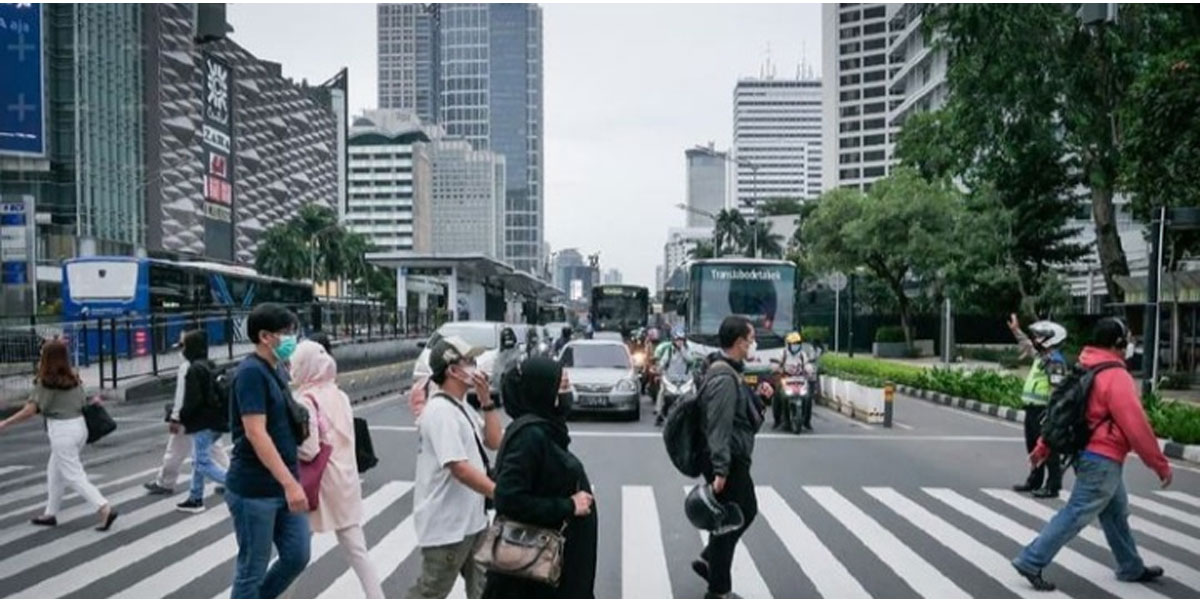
left=226, top=355, right=298, bottom=498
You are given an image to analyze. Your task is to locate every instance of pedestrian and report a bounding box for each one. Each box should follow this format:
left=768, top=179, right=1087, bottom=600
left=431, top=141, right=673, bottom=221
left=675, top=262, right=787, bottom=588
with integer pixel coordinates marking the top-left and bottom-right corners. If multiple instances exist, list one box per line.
left=145, top=329, right=230, bottom=496
left=225, top=303, right=311, bottom=599
left=553, top=326, right=572, bottom=355
left=408, top=336, right=502, bottom=599
left=175, top=330, right=229, bottom=513
left=292, top=340, right=384, bottom=598
left=483, top=357, right=597, bottom=598
left=692, top=316, right=768, bottom=600
left=1008, top=314, right=1069, bottom=498
left=1012, top=317, right=1173, bottom=591
left=0, top=339, right=118, bottom=531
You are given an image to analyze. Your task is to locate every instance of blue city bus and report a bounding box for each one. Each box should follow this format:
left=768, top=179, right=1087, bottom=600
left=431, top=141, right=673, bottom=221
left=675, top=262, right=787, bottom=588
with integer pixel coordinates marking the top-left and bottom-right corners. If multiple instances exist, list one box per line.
left=62, top=256, right=313, bottom=358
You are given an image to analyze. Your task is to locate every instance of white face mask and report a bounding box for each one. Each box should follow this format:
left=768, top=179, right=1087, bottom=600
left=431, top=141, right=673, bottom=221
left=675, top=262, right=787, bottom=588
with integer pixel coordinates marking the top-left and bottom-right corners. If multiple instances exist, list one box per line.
left=454, top=364, right=478, bottom=383
left=747, top=340, right=758, bottom=357
left=1125, top=342, right=1136, bottom=360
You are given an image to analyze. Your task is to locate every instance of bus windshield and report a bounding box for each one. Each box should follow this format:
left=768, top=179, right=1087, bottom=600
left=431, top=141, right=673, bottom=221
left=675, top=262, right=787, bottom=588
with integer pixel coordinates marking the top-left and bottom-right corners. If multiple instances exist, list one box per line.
left=591, top=286, right=648, bottom=332
left=689, top=262, right=795, bottom=349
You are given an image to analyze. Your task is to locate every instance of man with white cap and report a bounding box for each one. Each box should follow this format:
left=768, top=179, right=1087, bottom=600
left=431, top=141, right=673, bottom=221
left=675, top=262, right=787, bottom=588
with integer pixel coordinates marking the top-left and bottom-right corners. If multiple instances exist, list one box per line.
left=408, top=337, right=502, bottom=599
left=1008, top=314, right=1069, bottom=498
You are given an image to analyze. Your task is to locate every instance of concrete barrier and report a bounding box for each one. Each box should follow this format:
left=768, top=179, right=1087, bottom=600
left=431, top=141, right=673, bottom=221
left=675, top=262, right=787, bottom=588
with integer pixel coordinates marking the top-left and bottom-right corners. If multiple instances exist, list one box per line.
left=818, top=375, right=885, bottom=424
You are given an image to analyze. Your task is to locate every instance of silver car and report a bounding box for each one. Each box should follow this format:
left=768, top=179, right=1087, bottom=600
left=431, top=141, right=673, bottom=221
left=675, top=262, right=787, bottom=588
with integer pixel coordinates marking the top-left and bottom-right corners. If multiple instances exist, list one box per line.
left=559, top=340, right=641, bottom=421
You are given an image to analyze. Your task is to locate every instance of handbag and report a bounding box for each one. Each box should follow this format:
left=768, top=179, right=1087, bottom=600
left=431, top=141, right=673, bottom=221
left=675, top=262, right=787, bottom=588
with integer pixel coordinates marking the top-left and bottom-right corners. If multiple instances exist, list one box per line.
left=472, top=414, right=567, bottom=585
left=297, top=393, right=332, bottom=511
left=82, top=397, right=117, bottom=444
left=353, top=417, right=378, bottom=473
left=474, top=516, right=567, bottom=586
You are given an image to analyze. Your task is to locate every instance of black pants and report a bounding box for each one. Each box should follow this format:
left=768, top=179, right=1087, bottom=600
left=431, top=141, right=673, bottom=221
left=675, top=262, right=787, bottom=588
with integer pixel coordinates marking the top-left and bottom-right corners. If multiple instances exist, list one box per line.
left=703, top=458, right=758, bottom=595
left=772, top=393, right=788, bottom=427
left=1023, top=404, right=1063, bottom=491
left=800, top=395, right=813, bottom=429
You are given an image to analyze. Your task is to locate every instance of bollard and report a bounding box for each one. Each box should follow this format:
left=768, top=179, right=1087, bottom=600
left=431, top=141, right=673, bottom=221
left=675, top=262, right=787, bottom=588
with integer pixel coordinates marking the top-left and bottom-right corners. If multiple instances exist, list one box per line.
left=883, top=381, right=894, bottom=428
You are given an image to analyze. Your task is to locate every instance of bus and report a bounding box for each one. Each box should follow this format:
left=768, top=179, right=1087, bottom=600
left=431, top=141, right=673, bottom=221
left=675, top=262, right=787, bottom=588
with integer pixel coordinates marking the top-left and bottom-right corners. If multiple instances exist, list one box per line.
left=536, top=302, right=569, bottom=326
left=590, top=284, right=650, bottom=336
left=62, top=256, right=313, bottom=357
left=683, top=258, right=797, bottom=383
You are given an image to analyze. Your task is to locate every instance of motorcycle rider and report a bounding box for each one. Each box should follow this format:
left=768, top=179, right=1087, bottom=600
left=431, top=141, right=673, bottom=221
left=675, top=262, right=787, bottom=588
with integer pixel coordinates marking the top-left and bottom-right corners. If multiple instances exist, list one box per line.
left=654, top=327, right=697, bottom=426
left=773, top=332, right=814, bottom=431
left=496, top=327, right=522, bottom=379
left=1009, top=314, right=1069, bottom=498
left=553, top=326, right=573, bottom=355
left=524, top=327, right=542, bottom=359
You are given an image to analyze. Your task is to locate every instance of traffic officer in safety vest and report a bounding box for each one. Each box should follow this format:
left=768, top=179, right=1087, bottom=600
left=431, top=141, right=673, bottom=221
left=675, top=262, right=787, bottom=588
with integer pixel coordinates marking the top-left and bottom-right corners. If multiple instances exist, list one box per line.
left=1008, top=314, right=1069, bottom=498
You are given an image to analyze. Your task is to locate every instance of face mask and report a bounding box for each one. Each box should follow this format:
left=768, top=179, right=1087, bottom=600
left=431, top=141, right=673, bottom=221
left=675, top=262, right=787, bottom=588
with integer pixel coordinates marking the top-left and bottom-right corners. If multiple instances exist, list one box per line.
left=1124, top=341, right=1136, bottom=360
left=273, top=334, right=298, bottom=362
left=746, top=340, right=758, bottom=357
left=455, top=364, right=478, bottom=384
left=788, top=344, right=801, bottom=354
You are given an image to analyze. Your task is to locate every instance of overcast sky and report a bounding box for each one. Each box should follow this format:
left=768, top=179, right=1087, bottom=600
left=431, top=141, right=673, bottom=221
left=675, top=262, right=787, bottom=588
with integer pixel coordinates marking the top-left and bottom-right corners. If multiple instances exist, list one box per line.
left=228, top=3, right=822, bottom=288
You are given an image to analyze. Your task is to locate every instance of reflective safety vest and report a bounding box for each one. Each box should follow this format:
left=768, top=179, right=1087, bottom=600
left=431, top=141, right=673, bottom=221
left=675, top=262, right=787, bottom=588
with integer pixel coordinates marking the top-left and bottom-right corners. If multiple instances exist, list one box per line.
left=1021, top=351, right=1066, bottom=406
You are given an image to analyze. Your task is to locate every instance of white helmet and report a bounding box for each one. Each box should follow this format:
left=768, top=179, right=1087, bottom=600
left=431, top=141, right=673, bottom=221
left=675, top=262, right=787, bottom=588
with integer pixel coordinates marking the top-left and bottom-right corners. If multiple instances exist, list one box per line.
left=1028, top=320, right=1067, bottom=349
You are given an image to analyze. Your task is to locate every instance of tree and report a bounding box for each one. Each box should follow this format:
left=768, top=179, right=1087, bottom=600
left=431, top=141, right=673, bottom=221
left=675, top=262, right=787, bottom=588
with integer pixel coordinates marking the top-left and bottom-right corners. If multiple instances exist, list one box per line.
left=740, top=220, right=785, bottom=259
left=256, top=224, right=310, bottom=280
left=802, top=169, right=963, bottom=346
left=758, top=197, right=804, bottom=217
left=688, top=239, right=716, bottom=260
left=713, top=209, right=746, bottom=257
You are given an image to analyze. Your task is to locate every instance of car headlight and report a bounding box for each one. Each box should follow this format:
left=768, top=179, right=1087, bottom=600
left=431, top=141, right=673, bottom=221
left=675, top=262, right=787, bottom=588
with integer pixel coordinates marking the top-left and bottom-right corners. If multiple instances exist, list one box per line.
left=614, top=378, right=638, bottom=394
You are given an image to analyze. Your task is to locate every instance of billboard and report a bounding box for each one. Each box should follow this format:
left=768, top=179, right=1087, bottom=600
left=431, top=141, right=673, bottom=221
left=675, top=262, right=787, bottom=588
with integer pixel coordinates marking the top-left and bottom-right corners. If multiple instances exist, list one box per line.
left=0, top=4, right=45, bottom=157
left=201, top=51, right=235, bottom=260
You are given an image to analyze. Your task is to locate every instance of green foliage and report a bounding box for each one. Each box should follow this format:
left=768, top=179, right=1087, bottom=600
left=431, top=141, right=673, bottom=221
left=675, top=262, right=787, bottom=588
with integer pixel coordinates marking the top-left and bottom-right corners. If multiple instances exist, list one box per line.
left=1157, top=371, right=1192, bottom=391
left=713, top=209, right=746, bottom=257
left=758, top=197, right=804, bottom=217
left=821, top=355, right=1025, bottom=409
left=957, top=346, right=1032, bottom=370
left=874, top=326, right=907, bottom=344
left=688, top=239, right=715, bottom=260
left=800, top=326, right=830, bottom=345
left=1143, top=391, right=1200, bottom=445
left=739, top=220, right=785, bottom=259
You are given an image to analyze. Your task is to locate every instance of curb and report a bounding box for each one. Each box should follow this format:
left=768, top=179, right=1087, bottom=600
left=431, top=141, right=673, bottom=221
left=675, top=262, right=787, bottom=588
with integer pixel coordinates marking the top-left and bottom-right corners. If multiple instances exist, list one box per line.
left=895, top=384, right=1200, bottom=466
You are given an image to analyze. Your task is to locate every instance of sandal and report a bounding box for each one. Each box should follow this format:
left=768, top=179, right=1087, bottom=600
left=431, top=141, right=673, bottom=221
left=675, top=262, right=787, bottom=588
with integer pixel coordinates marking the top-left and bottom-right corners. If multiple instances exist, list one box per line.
left=95, top=509, right=119, bottom=532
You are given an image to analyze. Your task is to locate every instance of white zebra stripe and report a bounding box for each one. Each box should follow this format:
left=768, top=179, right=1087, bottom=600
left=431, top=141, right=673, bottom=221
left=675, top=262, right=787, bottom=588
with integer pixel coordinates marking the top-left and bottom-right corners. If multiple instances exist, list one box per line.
left=1128, top=494, right=1200, bottom=531
left=1155, top=491, right=1200, bottom=510
left=0, top=466, right=157, bottom=522
left=756, top=486, right=870, bottom=598
left=317, top=501, right=419, bottom=598
left=0, top=466, right=32, bottom=477
left=685, top=486, right=772, bottom=599
left=621, top=486, right=673, bottom=599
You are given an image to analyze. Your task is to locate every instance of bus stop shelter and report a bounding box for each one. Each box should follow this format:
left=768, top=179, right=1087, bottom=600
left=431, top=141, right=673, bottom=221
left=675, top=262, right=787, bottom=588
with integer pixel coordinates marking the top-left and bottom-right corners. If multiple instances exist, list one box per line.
left=366, top=252, right=562, bottom=329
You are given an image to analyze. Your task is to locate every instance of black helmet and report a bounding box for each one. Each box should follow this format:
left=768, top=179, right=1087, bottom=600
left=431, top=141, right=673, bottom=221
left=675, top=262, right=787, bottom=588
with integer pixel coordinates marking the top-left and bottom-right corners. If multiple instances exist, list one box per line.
left=684, top=483, right=745, bottom=535
left=500, top=327, right=517, bottom=349
left=561, top=326, right=572, bottom=338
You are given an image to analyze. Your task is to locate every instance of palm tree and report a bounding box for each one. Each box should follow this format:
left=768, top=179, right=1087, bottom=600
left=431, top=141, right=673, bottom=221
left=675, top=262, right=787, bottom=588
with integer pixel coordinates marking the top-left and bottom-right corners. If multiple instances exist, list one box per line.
left=688, top=239, right=716, bottom=260
left=741, top=220, right=785, bottom=258
left=713, top=209, right=747, bottom=256
left=256, top=224, right=309, bottom=280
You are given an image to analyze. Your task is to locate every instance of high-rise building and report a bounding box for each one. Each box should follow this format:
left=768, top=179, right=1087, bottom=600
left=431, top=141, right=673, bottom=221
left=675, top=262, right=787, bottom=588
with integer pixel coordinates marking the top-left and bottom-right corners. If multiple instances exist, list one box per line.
left=377, top=3, right=544, bottom=273
left=655, top=265, right=665, bottom=293
left=552, top=247, right=584, bottom=292
left=663, top=227, right=712, bottom=285
left=417, top=136, right=505, bottom=258
left=733, top=76, right=823, bottom=215
left=885, top=4, right=949, bottom=131
left=685, top=144, right=729, bottom=227
left=602, top=268, right=623, bottom=285
left=346, top=110, right=433, bottom=254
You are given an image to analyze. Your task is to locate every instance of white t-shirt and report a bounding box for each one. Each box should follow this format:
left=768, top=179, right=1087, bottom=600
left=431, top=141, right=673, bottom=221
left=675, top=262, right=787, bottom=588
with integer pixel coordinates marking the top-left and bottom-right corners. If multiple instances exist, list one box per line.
left=413, top=392, right=489, bottom=547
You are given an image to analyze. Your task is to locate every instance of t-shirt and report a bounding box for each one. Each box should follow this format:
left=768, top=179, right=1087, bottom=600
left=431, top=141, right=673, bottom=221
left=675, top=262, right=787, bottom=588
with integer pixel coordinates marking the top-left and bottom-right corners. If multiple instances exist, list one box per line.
left=226, top=354, right=299, bottom=498
left=413, top=392, right=488, bottom=547
left=32, top=384, right=85, bottom=420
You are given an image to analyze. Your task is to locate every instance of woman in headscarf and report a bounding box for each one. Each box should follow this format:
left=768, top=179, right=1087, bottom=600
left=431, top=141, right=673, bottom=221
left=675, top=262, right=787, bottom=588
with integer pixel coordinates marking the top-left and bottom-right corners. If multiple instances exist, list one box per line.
left=483, top=357, right=597, bottom=599
left=292, top=340, right=383, bottom=598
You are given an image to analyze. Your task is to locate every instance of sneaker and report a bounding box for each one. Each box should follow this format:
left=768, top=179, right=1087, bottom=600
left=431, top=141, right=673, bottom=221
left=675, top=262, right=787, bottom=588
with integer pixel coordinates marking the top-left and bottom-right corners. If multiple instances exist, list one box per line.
left=1011, top=483, right=1037, bottom=493
left=143, top=482, right=174, bottom=496
left=1032, top=488, right=1060, bottom=499
left=704, top=593, right=743, bottom=599
left=175, top=498, right=205, bottom=513
left=1133, top=566, right=1164, bottom=583
left=1013, top=563, right=1056, bottom=592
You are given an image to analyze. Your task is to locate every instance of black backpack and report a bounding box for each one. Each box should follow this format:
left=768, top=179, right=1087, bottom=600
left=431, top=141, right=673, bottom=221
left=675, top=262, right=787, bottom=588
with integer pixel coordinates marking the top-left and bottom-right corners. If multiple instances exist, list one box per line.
left=663, top=366, right=737, bottom=478
left=1040, top=361, right=1123, bottom=465
left=208, top=363, right=233, bottom=433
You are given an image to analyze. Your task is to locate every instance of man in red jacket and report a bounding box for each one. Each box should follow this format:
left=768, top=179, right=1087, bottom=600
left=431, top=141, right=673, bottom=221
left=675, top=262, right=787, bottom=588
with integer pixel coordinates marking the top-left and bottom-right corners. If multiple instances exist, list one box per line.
left=1013, top=318, right=1174, bottom=591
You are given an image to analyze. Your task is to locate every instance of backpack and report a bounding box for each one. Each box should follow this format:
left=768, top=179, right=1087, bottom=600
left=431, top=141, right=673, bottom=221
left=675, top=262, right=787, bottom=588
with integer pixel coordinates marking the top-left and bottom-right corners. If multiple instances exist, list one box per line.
left=1040, top=361, right=1124, bottom=465
left=209, top=363, right=233, bottom=433
left=662, top=365, right=738, bottom=478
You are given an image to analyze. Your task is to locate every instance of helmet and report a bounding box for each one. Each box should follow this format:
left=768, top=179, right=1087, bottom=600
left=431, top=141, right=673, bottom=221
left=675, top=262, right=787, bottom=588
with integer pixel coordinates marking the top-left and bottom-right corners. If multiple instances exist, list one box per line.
left=1028, top=320, right=1067, bottom=349
left=672, top=326, right=686, bottom=340
left=500, top=327, right=517, bottom=349
left=684, top=483, right=745, bottom=535
left=785, top=332, right=802, bottom=345
left=561, top=326, right=572, bottom=338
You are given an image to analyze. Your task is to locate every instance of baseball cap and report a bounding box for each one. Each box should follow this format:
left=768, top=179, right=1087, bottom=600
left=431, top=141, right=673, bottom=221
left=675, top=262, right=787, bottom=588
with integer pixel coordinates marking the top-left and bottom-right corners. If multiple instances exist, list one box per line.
left=428, top=336, right=486, bottom=379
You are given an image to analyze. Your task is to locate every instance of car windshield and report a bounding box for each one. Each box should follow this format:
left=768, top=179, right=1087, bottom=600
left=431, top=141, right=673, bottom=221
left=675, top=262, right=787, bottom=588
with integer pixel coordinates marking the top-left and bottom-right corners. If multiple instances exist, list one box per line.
left=430, top=323, right=499, bottom=350
left=563, top=344, right=629, bottom=369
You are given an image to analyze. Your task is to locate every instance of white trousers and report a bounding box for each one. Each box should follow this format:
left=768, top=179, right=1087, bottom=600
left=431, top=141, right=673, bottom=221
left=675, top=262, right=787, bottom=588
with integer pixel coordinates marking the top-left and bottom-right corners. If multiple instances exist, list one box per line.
left=338, top=525, right=384, bottom=598
left=154, top=429, right=230, bottom=488
left=45, top=417, right=107, bottom=515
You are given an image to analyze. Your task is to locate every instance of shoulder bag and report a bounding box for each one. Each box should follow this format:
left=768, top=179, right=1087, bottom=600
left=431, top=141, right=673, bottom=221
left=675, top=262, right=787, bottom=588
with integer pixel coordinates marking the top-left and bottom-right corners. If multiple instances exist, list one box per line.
left=297, top=392, right=333, bottom=511
left=82, top=394, right=117, bottom=444
left=472, top=415, right=568, bottom=587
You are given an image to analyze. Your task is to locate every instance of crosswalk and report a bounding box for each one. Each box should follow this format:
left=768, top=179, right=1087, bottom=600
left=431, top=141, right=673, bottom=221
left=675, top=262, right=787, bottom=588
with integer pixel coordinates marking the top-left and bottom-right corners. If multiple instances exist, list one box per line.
left=0, top=470, right=1197, bottom=599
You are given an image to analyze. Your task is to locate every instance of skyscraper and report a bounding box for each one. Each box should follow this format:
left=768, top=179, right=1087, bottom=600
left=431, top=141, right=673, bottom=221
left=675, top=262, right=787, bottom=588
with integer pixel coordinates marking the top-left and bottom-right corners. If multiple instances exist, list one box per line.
left=733, top=76, right=823, bottom=215
left=685, top=144, right=729, bottom=227
left=377, top=3, right=544, bottom=274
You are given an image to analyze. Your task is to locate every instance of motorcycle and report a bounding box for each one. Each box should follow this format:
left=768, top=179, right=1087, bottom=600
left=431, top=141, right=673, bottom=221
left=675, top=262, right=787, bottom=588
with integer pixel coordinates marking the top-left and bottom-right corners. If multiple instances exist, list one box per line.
left=773, top=358, right=817, bottom=433
left=659, top=369, right=695, bottom=420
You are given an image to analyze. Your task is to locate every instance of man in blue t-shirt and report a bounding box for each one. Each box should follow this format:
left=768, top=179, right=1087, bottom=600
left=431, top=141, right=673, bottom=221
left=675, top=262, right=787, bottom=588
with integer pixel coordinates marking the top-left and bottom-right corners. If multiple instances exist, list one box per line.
left=225, top=303, right=310, bottom=599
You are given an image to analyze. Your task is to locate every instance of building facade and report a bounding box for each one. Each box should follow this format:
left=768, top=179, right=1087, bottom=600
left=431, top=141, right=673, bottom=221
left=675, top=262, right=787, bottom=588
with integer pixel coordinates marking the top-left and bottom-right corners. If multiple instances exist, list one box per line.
left=552, top=247, right=583, bottom=293
left=685, top=144, right=728, bottom=227
left=378, top=3, right=544, bottom=273
left=602, top=268, right=623, bottom=285
left=347, top=110, right=433, bottom=254
left=663, top=227, right=712, bottom=285
left=417, top=136, right=505, bottom=257
left=733, top=77, right=823, bottom=215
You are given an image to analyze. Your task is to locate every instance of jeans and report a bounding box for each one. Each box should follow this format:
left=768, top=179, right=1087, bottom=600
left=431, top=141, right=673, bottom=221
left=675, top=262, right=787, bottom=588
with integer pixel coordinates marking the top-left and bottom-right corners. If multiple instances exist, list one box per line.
left=1022, top=405, right=1063, bottom=490
left=226, top=490, right=312, bottom=599
left=190, top=430, right=227, bottom=501
left=154, top=429, right=230, bottom=488
left=703, top=457, right=758, bottom=595
left=1014, top=452, right=1145, bottom=580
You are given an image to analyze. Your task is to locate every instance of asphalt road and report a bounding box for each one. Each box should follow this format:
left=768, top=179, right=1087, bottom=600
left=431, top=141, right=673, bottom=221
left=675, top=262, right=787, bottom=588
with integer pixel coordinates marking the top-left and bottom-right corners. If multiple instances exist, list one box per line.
left=0, top=387, right=1198, bottom=599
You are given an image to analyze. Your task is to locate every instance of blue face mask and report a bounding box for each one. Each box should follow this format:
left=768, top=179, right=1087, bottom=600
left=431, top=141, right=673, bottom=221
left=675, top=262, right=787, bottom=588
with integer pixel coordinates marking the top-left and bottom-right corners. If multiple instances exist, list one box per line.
left=274, top=334, right=298, bottom=362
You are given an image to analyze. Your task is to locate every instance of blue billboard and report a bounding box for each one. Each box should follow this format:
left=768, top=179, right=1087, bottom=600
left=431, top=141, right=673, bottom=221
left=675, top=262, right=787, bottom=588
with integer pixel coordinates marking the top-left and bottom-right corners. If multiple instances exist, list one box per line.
left=0, top=4, right=45, bottom=157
